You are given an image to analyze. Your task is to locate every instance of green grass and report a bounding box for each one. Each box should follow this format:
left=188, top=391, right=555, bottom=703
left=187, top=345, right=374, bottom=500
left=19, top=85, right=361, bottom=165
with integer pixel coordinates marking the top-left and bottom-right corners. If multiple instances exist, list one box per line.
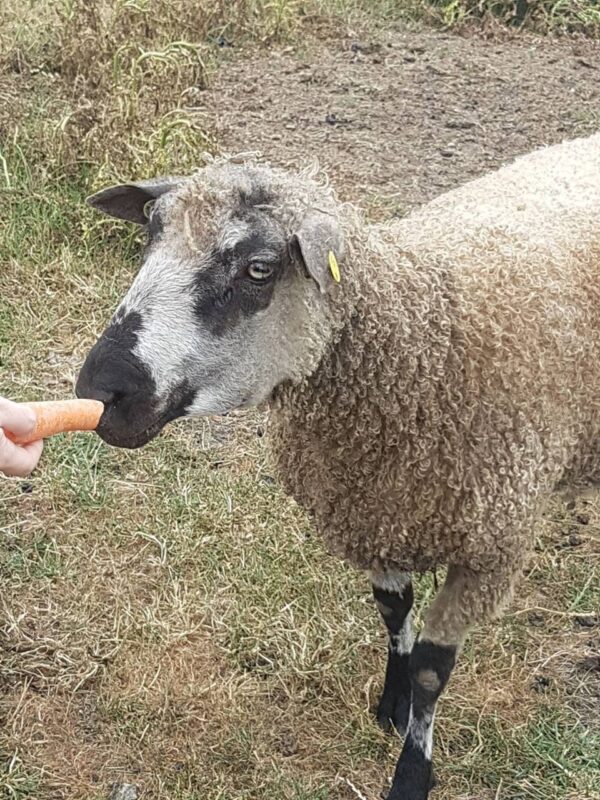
left=0, top=752, right=41, bottom=800
left=440, top=707, right=598, bottom=797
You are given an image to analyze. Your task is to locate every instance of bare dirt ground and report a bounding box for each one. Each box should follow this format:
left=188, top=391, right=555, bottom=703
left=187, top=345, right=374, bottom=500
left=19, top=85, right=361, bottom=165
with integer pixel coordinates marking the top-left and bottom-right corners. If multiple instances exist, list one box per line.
left=206, top=27, right=599, bottom=215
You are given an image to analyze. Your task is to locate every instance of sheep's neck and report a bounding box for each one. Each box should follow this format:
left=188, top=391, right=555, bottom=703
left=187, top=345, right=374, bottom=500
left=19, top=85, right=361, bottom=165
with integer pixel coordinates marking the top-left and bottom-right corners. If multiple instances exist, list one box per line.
left=274, top=244, right=459, bottom=428
left=268, top=245, right=463, bottom=560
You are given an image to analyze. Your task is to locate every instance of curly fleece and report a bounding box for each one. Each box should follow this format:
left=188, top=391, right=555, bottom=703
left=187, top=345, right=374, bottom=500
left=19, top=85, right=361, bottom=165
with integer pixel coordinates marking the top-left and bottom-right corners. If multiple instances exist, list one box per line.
left=266, top=133, right=600, bottom=613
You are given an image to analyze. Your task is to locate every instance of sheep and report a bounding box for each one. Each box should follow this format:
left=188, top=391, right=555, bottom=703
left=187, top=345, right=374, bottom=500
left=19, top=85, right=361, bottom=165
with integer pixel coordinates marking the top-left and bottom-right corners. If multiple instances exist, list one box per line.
left=77, top=131, right=600, bottom=800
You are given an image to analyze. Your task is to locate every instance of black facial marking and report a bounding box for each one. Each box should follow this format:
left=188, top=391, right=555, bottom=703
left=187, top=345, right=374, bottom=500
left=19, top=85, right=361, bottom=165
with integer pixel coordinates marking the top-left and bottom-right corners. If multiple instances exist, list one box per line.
left=166, top=378, right=196, bottom=419
left=77, top=312, right=150, bottom=406
left=237, top=184, right=274, bottom=211
left=373, top=581, right=414, bottom=735
left=76, top=311, right=178, bottom=449
left=193, top=228, right=288, bottom=337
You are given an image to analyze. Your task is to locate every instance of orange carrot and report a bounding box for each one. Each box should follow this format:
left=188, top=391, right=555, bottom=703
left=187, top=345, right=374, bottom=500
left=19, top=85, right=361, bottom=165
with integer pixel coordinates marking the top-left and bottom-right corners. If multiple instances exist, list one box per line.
left=5, top=400, right=104, bottom=444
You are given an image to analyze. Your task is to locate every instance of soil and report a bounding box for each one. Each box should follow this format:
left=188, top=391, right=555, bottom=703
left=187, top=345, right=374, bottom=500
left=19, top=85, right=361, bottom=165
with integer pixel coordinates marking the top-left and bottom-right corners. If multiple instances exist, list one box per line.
left=204, top=26, right=599, bottom=216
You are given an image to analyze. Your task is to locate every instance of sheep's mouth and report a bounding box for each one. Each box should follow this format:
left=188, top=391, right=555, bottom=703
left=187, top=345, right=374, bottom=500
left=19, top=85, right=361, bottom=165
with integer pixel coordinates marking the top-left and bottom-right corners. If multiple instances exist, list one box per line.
left=96, top=382, right=196, bottom=449
left=92, top=381, right=251, bottom=448
left=96, top=406, right=183, bottom=449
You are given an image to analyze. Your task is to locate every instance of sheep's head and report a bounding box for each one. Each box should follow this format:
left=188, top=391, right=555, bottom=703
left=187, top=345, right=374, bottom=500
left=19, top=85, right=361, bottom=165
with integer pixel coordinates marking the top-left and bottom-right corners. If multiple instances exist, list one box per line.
left=76, top=163, right=343, bottom=448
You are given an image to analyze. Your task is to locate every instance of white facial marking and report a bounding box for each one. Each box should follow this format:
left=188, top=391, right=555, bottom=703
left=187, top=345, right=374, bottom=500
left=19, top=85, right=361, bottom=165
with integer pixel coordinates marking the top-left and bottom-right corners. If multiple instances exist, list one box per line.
left=183, top=209, right=201, bottom=253
left=120, top=250, right=201, bottom=399
left=218, top=218, right=250, bottom=252
left=117, top=245, right=291, bottom=417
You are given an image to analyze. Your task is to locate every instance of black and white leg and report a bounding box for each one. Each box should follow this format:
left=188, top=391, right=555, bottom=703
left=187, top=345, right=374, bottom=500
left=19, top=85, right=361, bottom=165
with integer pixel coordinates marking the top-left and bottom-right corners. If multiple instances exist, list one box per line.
left=371, top=570, right=414, bottom=735
left=388, top=639, right=455, bottom=799
left=387, top=564, right=517, bottom=800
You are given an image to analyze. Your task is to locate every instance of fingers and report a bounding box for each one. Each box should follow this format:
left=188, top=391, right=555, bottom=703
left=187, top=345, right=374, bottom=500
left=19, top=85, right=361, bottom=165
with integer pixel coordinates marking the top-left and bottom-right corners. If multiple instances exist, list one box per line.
left=0, top=428, right=44, bottom=477
left=0, top=397, right=36, bottom=438
left=0, top=396, right=42, bottom=476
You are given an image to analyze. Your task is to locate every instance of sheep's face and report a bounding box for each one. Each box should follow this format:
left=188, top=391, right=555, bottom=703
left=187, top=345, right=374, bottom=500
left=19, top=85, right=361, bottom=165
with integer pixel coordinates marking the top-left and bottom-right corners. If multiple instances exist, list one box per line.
left=76, top=167, right=342, bottom=448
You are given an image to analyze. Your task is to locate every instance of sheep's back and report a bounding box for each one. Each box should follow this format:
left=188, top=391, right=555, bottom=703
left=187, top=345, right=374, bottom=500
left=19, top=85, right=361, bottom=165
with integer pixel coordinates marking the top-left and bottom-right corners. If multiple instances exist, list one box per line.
left=391, top=132, right=600, bottom=256
left=389, top=134, right=600, bottom=485
left=270, top=134, right=600, bottom=575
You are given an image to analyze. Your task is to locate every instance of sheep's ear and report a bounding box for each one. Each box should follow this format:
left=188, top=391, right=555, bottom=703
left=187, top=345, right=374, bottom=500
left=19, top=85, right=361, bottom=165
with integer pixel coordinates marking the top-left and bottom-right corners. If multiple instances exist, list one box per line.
left=86, top=177, right=184, bottom=224
left=292, top=211, right=343, bottom=293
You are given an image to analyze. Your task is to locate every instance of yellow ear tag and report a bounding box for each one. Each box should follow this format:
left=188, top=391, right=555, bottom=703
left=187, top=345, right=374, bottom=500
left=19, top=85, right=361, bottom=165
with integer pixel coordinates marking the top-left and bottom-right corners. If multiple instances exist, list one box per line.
left=328, top=250, right=341, bottom=283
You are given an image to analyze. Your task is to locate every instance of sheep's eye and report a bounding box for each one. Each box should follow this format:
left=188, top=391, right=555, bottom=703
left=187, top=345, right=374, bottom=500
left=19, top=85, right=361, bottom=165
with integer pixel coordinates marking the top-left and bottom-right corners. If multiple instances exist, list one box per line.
left=247, top=262, right=274, bottom=282
left=143, top=200, right=156, bottom=220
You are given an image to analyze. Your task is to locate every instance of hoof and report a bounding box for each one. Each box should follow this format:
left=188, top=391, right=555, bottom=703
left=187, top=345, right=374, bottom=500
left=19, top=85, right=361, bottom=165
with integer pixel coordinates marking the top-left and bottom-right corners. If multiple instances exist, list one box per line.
left=386, top=769, right=432, bottom=800
left=386, top=742, right=434, bottom=800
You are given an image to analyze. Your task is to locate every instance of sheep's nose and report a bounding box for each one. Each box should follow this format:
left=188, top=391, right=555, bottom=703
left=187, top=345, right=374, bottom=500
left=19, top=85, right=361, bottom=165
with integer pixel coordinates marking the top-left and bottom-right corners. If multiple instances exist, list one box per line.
left=75, top=383, right=115, bottom=406
left=76, top=334, right=151, bottom=411
left=75, top=354, right=122, bottom=408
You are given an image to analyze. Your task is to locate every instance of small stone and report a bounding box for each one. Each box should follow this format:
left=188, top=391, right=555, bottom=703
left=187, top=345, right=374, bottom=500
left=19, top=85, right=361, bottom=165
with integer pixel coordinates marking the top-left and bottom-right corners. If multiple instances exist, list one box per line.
left=532, top=675, right=551, bottom=693
left=20, top=481, right=34, bottom=494
left=214, top=35, right=233, bottom=48
left=528, top=611, right=545, bottom=627
left=579, top=655, right=600, bottom=672
left=577, top=57, right=597, bottom=70
left=445, top=118, right=476, bottom=130
left=568, top=533, right=582, bottom=546
left=576, top=513, right=590, bottom=525
left=574, top=615, right=597, bottom=629
left=350, top=41, right=380, bottom=55
left=325, top=113, right=338, bottom=125
left=440, top=148, right=455, bottom=158
left=108, top=785, right=139, bottom=800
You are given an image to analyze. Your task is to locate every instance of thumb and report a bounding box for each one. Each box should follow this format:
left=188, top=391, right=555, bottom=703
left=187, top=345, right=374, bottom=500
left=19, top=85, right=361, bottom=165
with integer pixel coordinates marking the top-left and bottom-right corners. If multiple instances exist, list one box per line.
left=0, top=398, right=36, bottom=438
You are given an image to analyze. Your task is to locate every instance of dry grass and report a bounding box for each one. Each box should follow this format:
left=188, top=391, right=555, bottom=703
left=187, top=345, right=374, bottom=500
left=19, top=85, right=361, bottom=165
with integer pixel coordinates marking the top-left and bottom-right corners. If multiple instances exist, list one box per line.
left=416, top=0, right=600, bottom=34
left=1, top=1, right=599, bottom=799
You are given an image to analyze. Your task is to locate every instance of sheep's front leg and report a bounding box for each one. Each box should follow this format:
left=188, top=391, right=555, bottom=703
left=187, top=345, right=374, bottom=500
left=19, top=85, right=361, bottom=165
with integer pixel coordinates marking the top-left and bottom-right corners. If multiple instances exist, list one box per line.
left=388, top=564, right=514, bottom=800
left=371, top=570, right=414, bottom=735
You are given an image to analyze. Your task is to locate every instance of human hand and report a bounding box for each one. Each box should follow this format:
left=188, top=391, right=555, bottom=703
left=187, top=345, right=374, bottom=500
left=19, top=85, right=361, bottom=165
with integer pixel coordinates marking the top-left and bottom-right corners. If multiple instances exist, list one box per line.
left=0, top=396, right=44, bottom=477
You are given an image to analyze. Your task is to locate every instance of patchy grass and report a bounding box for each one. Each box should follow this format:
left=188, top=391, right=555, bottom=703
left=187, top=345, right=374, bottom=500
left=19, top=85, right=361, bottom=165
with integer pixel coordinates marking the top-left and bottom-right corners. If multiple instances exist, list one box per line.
left=410, top=0, right=600, bottom=33
left=1, top=1, right=599, bottom=799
